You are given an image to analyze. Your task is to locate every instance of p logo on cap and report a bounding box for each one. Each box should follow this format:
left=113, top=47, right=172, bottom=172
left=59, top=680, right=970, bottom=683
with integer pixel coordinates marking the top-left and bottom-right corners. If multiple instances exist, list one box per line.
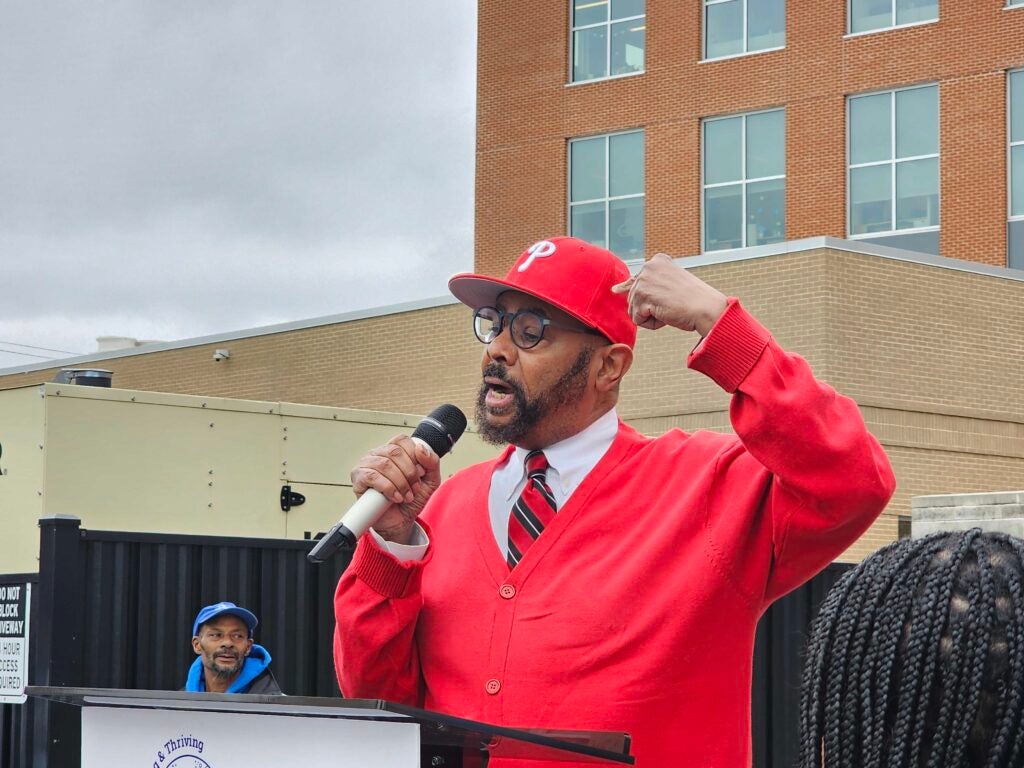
left=517, top=240, right=557, bottom=272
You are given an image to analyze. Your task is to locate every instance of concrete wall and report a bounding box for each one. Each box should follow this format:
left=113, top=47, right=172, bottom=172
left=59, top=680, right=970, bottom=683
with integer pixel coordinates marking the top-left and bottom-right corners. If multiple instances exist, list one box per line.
left=912, top=491, right=1024, bottom=538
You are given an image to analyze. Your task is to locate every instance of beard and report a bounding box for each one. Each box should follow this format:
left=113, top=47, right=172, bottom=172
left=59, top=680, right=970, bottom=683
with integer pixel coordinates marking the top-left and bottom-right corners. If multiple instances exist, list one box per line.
left=474, top=346, right=593, bottom=446
left=203, top=650, right=245, bottom=679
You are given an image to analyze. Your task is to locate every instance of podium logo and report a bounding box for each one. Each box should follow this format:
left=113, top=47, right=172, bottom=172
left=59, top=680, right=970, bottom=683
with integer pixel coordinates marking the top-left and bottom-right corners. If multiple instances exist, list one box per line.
left=153, top=734, right=210, bottom=768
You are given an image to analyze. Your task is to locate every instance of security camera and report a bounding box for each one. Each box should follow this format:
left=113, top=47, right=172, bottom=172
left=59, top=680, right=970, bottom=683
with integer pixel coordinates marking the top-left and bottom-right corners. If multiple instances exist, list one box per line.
left=212, top=349, right=230, bottom=362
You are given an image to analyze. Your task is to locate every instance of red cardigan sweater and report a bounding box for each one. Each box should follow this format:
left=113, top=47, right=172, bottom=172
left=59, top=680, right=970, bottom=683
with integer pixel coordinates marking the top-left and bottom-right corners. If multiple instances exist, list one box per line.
left=333, top=300, right=895, bottom=767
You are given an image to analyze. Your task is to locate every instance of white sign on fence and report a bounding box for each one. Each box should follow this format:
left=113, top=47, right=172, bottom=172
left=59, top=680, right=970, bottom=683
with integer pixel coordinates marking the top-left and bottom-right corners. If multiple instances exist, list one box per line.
left=0, top=582, right=30, bottom=704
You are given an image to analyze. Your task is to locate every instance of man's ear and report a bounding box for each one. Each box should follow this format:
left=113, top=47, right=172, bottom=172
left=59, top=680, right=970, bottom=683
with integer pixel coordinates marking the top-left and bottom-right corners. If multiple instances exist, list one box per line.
left=192, top=637, right=202, bottom=655
left=595, top=344, right=633, bottom=392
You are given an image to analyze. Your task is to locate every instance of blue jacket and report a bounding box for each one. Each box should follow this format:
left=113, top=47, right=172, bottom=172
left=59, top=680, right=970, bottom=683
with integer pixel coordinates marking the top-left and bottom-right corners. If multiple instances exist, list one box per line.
left=185, top=643, right=282, bottom=694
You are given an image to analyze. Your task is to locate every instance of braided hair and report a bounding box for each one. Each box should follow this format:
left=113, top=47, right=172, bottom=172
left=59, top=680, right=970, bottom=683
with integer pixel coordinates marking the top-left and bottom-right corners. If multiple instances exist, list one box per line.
left=799, top=529, right=1024, bottom=768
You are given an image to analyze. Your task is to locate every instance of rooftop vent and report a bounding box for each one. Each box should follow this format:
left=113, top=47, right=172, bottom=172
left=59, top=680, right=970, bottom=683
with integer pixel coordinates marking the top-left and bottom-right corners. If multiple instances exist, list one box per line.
left=57, top=368, right=114, bottom=387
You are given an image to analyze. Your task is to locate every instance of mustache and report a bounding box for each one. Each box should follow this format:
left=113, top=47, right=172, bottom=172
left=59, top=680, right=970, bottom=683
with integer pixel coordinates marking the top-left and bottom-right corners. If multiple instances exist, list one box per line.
left=482, top=363, right=524, bottom=396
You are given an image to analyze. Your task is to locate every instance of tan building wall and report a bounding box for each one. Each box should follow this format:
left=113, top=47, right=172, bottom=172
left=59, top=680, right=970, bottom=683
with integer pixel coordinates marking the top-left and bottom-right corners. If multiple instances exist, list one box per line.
left=3, top=241, right=1022, bottom=562
left=475, top=0, right=1024, bottom=274
left=0, top=301, right=481, bottom=419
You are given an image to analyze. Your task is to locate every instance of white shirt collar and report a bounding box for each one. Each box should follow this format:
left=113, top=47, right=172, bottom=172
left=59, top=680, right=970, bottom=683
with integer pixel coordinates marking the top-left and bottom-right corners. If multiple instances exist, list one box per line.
left=507, top=408, right=619, bottom=499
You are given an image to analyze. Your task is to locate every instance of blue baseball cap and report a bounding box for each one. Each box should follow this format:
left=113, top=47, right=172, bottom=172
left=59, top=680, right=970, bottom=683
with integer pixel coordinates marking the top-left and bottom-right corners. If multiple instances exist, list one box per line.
left=192, top=601, right=258, bottom=637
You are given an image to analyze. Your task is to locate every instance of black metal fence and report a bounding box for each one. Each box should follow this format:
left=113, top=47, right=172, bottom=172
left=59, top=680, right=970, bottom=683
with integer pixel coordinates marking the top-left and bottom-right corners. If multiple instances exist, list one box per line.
left=5, top=516, right=351, bottom=768
left=0, top=516, right=849, bottom=768
left=751, top=561, right=851, bottom=768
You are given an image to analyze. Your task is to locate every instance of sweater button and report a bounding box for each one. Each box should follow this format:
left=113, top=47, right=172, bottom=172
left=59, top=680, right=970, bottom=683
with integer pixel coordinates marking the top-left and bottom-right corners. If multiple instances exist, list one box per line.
left=485, top=678, right=501, bottom=695
left=499, top=584, right=516, bottom=599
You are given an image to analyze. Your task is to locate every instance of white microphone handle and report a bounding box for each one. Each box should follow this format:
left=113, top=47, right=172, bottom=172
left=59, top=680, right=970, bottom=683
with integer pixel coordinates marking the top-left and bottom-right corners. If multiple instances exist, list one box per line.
left=341, top=437, right=436, bottom=539
left=337, top=488, right=389, bottom=540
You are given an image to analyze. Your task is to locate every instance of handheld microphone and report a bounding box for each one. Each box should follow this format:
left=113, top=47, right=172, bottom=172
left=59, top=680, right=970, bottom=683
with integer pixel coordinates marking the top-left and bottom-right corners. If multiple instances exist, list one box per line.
left=307, top=404, right=467, bottom=563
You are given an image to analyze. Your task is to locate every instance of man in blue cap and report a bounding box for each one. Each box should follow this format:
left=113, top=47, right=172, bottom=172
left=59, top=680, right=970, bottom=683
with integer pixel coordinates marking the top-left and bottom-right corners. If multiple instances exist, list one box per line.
left=185, top=601, right=282, bottom=694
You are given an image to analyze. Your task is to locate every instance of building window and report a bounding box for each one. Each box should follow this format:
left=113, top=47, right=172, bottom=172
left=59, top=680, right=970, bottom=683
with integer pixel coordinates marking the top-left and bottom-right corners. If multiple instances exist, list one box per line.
left=704, top=0, right=785, bottom=60
left=569, top=130, right=644, bottom=258
left=1011, top=70, right=1024, bottom=268
left=702, top=109, right=785, bottom=252
left=571, top=0, right=645, bottom=83
left=1008, top=0, right=1024, bottom=7
left=848, top=85, right=939, bottom=240
left=849, top=0, right=937, bottom=34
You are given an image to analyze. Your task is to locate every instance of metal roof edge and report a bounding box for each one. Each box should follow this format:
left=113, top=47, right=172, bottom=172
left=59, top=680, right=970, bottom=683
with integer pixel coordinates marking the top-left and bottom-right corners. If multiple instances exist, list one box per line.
left=0, top=293, right=458, bottom=376
left=673, top=236, right=1024, bottom=282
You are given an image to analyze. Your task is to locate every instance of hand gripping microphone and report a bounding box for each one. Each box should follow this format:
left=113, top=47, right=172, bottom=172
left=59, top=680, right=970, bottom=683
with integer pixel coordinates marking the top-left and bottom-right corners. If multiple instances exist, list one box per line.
left=306, top=404, right=467, bottom=563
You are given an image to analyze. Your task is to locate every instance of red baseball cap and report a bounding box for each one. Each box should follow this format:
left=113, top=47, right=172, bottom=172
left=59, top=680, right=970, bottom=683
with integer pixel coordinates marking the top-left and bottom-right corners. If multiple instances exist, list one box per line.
left=448, top=237, right=637, bottom=348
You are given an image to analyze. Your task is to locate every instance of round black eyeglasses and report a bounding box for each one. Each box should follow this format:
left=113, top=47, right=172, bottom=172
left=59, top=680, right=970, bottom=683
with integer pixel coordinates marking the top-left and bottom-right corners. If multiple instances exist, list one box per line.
left=472, top=306, right=603, bottom=350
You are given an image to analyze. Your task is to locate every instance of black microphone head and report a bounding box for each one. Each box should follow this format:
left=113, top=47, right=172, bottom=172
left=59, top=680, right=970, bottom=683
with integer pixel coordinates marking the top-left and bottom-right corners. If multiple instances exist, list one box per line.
left=412, top=404, right=467, bottom=458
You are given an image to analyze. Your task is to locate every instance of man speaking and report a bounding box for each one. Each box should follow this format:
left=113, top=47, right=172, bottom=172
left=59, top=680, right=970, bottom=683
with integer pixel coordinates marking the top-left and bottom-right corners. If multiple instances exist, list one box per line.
left=333, top=236, right=895, bottom=766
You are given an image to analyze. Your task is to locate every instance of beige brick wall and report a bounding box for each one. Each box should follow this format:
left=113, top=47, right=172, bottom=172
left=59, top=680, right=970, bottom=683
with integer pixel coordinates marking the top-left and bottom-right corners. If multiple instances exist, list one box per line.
left=0, top=305, right=482, bottom=418
left=4, top=247, right=1022, bottom=561
left=475, top=0, right=1024, bottom=274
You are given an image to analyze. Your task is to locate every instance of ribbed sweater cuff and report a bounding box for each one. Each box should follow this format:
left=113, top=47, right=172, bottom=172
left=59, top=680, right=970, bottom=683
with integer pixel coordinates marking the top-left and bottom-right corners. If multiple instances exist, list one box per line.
left=687, top=298, right=770, bottom=393
left=351, top=531, right=427, bottom=598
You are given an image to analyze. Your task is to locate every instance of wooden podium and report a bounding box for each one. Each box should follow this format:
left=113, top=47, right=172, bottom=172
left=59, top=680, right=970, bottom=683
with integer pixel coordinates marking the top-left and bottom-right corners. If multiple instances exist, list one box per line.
left=27, top=686, right=634, bottom=767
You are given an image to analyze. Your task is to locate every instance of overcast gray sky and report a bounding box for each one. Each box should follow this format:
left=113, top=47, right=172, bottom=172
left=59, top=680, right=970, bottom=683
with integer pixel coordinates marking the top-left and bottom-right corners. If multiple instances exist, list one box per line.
left=0, top=1, right=476, bottom=370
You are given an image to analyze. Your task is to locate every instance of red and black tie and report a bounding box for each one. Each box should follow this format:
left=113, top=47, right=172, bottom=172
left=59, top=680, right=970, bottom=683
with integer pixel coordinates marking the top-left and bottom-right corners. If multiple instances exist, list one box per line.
left=507, top=450, right=557, bottom=569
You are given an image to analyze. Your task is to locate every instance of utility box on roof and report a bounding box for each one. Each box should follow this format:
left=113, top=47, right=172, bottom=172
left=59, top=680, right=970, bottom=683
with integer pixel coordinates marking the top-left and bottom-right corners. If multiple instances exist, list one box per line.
left=0, top=383, right=493, bottom=573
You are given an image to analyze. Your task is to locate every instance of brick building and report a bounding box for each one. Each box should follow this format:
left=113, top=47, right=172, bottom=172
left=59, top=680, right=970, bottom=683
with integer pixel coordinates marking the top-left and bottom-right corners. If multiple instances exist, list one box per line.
left=3, top=240, right=1023, bottom=561
left=3, top=1, right=1024, bottom=560
left=475, top=0, right=1024, bottom=274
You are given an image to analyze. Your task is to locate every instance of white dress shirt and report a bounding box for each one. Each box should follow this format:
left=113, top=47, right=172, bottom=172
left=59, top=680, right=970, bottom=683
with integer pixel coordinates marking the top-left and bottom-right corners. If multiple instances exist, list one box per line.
left=373, top=408, right=620, bottom=561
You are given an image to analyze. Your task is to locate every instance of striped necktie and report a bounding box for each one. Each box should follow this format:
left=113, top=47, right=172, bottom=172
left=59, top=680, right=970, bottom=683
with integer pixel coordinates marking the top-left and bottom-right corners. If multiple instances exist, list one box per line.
left=507, top=450, right=557, bottom=568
